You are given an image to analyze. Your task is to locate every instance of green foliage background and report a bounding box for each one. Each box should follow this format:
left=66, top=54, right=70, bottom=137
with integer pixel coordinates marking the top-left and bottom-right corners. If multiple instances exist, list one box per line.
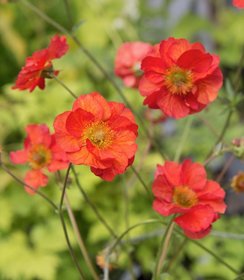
left=0, top=0, right=244, bottom=279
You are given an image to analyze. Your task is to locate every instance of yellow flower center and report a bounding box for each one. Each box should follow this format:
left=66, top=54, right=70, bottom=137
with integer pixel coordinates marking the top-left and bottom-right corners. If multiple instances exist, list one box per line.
left=164, top=66, right=193, bottom=95
left=173, top=185, right=198, bottom=208
left=83, top=122, right=114, bottom=149
left=231, top=172, right=244, bottom=193
left=28, top=145, right=52, bottom=169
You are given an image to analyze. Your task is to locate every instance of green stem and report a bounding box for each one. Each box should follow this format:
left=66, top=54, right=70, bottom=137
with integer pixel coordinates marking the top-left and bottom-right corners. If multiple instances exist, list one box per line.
left=174, top=117, right=193, bottom=162
left=106, top=219, right=162, bottom=257
left=153, top=217, right=175, bottom=280
left=53, top=75, right=78, bottom=99
left=58, top=164, right=85, bottom=279
left=0, top=161, right=58, bottom=211
left=59, top=163, right=72, bottom=210
left=130, top=165, right=151, bottom=197
left=190, top=238, right=239, bottom=275
left=59, top=212, right=85, bottom=279
left=63, top=0, right=74, bottom=30
left=71, top=166, right=117, bottom=239
left=56, top=171, right=99, bottom=280
left=164, top=237, right=188, bottom=273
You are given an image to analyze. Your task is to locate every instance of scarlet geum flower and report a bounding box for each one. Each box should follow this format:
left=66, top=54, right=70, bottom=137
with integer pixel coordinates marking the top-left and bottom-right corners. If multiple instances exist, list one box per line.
left=152, top=160, right=226, bottom=239
left=233, top=0, right=244, bottom=8
left=13, top=35, right=69, bottom=92
left=231, top=172, right=244, bottom=192
left=115, top=42, right=152, bottom=88
left=139, top=37, right=223, bottom=119
left=54, top=92, right=138, bottom=181
left=10, top=124, right=69, bottom=194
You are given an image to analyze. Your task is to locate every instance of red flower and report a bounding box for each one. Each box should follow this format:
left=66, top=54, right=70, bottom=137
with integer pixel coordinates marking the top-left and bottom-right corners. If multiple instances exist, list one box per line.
left=115, top=42, right=153, bottom=88
left=10, top=124, right=69, bottom=194
left=152, top=160, right=226, bottom=239
left=13, top=35, right=69, bottom=92
left=233, top=0, right=244, bottom=8
left=139, top=37, right=223, bottom=119
left=54, top=92, right=138, bottom=181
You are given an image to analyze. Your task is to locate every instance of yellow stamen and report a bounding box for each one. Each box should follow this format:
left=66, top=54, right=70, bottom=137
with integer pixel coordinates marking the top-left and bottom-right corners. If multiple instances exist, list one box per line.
left=83, top=121, right=114, bottom=149
left=28, top=144, right=52, bottom=169
left=164, top=66, right=193, bottom=95
left=173, top=185, right=198, bottom=208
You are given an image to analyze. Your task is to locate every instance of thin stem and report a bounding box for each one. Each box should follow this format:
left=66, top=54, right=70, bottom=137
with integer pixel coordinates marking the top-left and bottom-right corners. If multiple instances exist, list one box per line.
left=106, top=219, right=162, bottom=257
left=59, top=163, right=72, bottom=210
left=63, top=0, right=74, bottom=30
left=0, top=161, right=58, bottom=211
left=190, top=238, right=239, bottom=275
left=71, top=166, right=117, bottom=239
left=64, top=194, right=100, bottom=280
left=56, top=171, right=99, bottom=280
left=164, top=237, right=188, bottom=273
left=153, top=217, right=175, bottom=280
left=174, top=117, right=193, bottom=162
left=20, top=0, right=167, bottom=161
left=205, top=110, right=233, bottom=160
left=205, top=45, right=244, bottom=161
left=58, top=163, right=85, bottom=279
left=53, top=75, right=78, bottom=99
left=130, top=165, right=151, bottom=197
left=59, top=211, right=85, bottom=279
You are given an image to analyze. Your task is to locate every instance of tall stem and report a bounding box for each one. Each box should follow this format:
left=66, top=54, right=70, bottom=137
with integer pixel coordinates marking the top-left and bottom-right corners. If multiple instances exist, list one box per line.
left=71, top=166, right=117, bottom=239
left=174, top=117, right=193, bottom=162
left=153, top=217, right=175, bottom=280
left=56, top=171, right=99, bottom=280
left=58, top=164, right=85, bottom=279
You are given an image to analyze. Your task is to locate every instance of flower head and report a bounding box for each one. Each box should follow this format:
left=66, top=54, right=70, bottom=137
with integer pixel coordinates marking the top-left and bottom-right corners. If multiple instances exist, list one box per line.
left=233, top=0, right=244, bottom=8
left=152, top=160, right=226, bottom=239
left=10, top=124, right=69, bottom=194
left=231, top=172, right=244, bottom=192
left=139, top=37, right=223, bottom=119
left=54, top=92, right=138, bottom=181
left=115, top=42, right=152, bottom=88
left=13, top=35, right=69, bottom=92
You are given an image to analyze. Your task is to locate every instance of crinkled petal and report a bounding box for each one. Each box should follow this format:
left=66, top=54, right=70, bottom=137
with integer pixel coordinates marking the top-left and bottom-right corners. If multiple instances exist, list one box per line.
left=174, top=205, right=215, bottom=233
left=72, top=92, right=111, bottom=121
left=54, top=111, right=81, bottom=152
left=181, top=159, right=207, bottom=190
left=157, top=91, right=190, bottom=119
left=48, top=35, right=69, bottom=59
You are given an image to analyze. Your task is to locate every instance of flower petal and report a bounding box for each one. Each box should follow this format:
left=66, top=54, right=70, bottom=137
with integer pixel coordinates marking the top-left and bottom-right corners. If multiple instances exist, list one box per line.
left=10, top=150, right=28, bottom=164
left=24, top=169, right=48, bottom=195
left=174, top=204, right=215, bottom=233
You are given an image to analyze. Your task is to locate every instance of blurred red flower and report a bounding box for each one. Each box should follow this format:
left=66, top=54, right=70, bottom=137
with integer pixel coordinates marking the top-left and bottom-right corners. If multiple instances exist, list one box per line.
left=54, top=92, right=138, bottom=181
left=139, top=37, right=223, bottom=119
left=13, top=35, right=69, bottom=92
left=10, top=124, right=69, bottom=194
left=233, top=0, right=244, bottom=8
left=152, top=160, right=226, bottom=239
left=115, top=42, right=152, bottom=88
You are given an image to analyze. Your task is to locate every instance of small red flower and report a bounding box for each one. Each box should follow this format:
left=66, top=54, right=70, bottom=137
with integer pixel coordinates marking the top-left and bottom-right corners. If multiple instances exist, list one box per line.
left=139, top=37, right=223, bottom=119
left=13, top=35, right=69, bottom=92
left=115, top=42, right=153, bottom=88
left=53, top=92, right=138, bottom=181
left=10, top=124, right=69, bottom=194
left=233, top=0, right=244, bottom=8
left=152, top=160, right=226, bottom=239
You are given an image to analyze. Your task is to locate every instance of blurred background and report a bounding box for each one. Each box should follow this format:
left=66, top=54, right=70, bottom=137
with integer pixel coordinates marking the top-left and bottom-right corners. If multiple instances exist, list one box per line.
left=0, top=0, right=244, bottom=279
